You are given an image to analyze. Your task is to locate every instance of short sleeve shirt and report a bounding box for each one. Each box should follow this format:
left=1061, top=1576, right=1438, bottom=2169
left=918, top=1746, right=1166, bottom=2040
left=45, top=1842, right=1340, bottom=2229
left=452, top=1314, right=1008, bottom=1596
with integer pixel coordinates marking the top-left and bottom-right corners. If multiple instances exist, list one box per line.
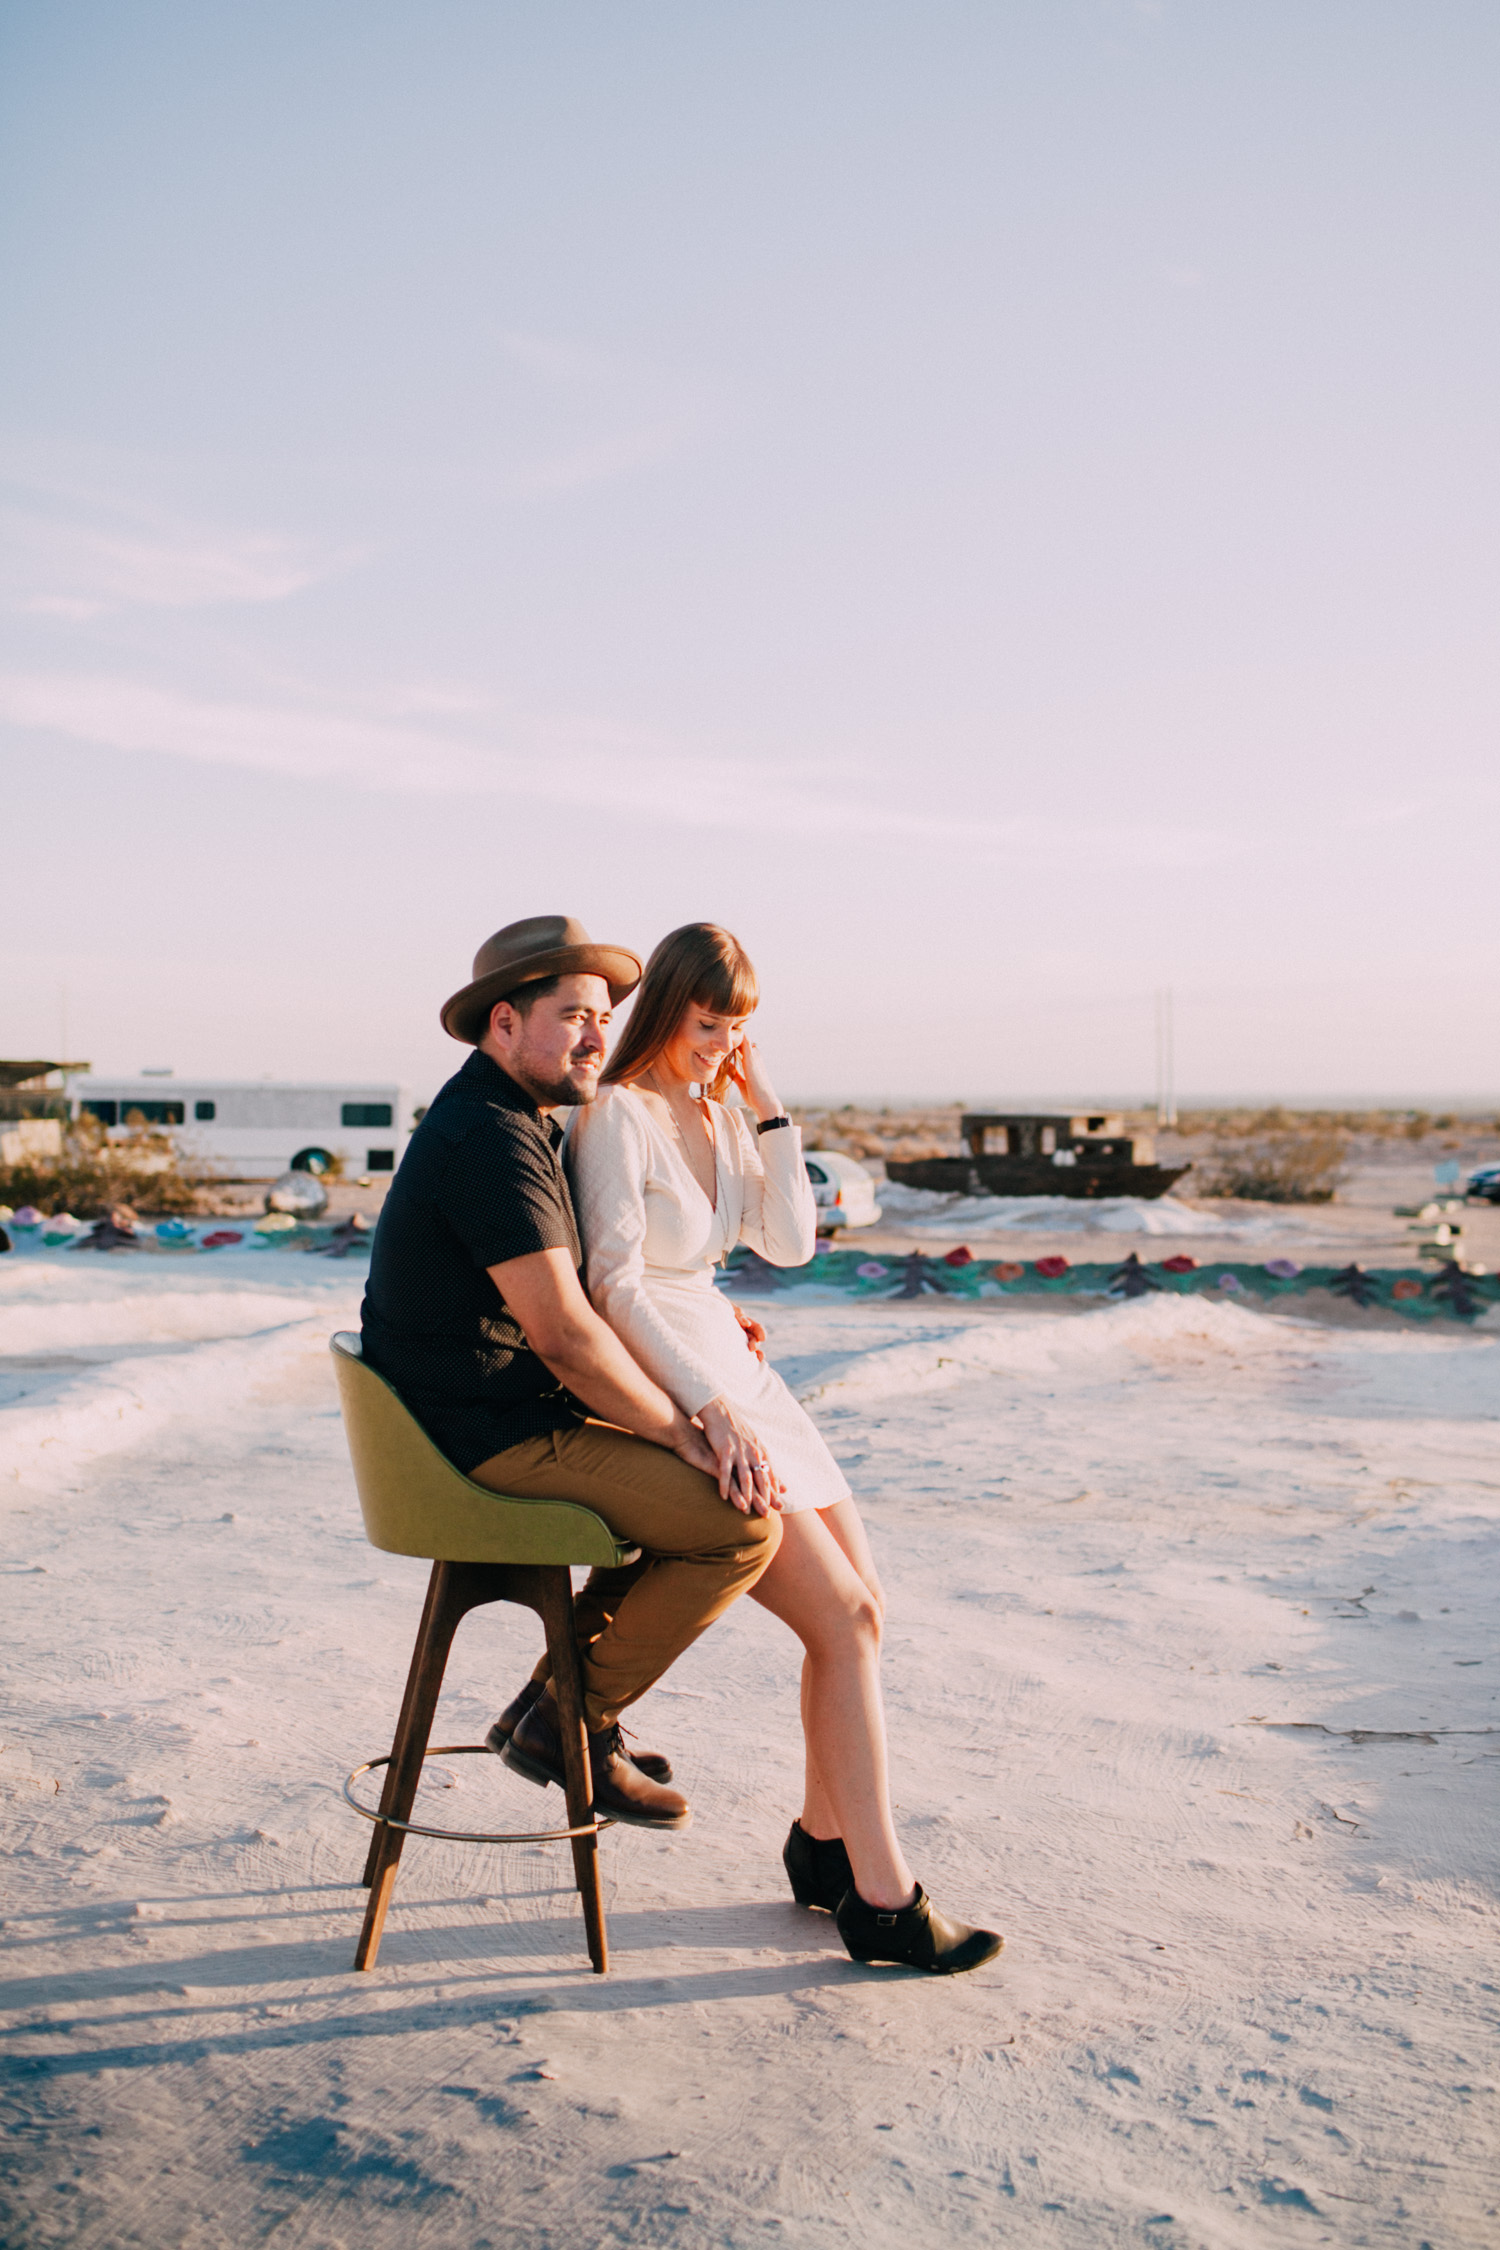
left=359, top=1050, right=588, bottom=1471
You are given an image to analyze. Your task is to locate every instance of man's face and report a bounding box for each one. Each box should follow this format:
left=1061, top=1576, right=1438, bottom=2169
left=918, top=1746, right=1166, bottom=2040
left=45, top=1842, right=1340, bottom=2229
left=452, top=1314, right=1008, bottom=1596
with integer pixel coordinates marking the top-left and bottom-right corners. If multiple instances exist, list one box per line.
left=484, top=973, right=613, bottom=1106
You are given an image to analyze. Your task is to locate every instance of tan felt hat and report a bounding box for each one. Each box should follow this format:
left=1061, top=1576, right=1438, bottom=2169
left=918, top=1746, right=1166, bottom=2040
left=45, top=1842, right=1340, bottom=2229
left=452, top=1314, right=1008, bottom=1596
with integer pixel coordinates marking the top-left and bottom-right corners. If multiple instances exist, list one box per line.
left=440, top=915, right=642, bottom=1045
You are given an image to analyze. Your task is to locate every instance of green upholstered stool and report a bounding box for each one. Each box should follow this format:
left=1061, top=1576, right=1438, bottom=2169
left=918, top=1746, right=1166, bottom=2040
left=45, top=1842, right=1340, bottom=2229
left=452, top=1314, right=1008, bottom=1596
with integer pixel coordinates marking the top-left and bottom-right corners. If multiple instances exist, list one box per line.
left=330, top=1333, right=638, bottom=1975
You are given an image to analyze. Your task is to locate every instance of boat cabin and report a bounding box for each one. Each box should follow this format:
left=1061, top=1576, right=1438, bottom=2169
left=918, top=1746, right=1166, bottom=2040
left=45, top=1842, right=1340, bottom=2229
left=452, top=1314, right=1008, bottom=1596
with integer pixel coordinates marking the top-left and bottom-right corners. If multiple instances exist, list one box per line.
left=960, top=1113, right=1152, bottom=1166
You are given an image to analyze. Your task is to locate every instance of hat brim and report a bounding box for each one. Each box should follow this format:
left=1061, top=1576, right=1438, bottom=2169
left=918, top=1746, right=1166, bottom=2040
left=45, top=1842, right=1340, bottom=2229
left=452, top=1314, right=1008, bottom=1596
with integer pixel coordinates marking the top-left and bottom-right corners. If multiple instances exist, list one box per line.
left=440, top=944, right=641, bottom=1044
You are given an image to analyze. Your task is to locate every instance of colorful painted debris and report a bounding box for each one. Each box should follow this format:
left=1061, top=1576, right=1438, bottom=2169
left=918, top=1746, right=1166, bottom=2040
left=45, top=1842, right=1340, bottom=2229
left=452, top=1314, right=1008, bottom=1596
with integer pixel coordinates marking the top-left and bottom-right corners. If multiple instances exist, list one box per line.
left=717, top=1244, right=1500, bottom=1323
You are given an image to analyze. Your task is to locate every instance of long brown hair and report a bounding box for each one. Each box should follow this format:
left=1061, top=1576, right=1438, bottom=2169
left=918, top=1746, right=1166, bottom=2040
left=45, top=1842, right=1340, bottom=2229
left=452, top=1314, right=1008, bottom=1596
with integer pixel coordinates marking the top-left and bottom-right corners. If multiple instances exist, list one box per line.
left=603, top=923, right=759, bottom=1100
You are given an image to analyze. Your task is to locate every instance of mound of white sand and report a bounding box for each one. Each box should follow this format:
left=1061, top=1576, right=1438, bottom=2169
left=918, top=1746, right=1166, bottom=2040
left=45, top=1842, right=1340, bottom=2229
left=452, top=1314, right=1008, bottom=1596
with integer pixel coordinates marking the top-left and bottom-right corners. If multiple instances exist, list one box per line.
left=2, top=1250, right=1496, bottom=2246
left=874, top=1182, right=1295, bottom=1236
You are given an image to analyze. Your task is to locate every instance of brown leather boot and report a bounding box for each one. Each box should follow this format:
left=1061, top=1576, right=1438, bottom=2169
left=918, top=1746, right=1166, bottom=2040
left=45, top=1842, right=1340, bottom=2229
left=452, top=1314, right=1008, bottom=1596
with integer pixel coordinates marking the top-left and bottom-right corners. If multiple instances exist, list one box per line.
left=502, top=1690, right=691, bottom=1831
left=486, top=1677, right=674, bottom=1782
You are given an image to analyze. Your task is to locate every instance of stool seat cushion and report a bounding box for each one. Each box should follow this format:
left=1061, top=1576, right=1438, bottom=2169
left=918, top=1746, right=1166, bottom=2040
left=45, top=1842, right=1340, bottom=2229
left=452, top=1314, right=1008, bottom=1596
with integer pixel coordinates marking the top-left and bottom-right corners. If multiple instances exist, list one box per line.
left=330, top=1333, right=632, bottom=1568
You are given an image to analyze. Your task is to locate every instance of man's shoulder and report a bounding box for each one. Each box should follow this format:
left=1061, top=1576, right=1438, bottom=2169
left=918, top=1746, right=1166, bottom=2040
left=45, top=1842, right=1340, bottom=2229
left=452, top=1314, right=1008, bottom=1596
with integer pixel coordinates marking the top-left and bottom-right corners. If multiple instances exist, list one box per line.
left=421, top=1062, right=541, bottom=1150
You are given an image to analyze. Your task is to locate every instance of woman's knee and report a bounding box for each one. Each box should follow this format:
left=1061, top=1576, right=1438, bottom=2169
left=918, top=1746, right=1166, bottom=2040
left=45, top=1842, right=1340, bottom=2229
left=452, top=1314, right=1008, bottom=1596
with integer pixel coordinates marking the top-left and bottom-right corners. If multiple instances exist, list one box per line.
left=807, top=1582, right=881, bottom=1658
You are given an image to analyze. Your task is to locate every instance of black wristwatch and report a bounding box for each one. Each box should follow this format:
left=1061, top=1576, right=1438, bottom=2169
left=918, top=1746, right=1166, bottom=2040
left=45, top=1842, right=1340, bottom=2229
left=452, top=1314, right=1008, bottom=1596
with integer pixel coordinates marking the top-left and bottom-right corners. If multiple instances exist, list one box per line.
left=756, top=1114, right=792, bottom=1135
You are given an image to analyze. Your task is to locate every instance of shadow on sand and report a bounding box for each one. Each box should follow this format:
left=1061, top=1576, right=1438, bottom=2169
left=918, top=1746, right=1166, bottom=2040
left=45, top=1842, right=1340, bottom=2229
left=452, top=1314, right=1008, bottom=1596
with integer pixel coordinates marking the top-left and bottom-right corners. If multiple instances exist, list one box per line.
left=0, top=1890, right=878, bottom=2084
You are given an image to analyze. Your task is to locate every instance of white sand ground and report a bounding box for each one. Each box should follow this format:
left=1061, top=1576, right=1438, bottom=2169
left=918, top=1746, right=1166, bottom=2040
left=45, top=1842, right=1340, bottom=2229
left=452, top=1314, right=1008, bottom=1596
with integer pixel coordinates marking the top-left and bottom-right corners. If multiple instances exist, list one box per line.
left=1, top=1247, right=1498, bottom=2249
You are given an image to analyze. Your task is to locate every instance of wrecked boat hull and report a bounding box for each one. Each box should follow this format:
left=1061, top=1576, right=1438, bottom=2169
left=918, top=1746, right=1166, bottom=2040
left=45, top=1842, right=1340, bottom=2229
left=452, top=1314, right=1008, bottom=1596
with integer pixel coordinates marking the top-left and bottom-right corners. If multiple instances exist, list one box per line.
left=884, top=1157, right=1192, bottom=1200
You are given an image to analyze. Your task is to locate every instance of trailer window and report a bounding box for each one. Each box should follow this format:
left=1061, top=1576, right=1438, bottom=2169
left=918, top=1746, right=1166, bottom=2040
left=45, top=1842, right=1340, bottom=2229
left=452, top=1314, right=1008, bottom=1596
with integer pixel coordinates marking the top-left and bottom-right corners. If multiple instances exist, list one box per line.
left=82, top=1099, right=118, bottom=1127
left=195, top=1100, right=216, bottom=1121
left=122, top=1101, right=185, bottom=1126
left=343, top=1103, right=393, bottom=1128
left=367, top=1149, right=395, bottom=1171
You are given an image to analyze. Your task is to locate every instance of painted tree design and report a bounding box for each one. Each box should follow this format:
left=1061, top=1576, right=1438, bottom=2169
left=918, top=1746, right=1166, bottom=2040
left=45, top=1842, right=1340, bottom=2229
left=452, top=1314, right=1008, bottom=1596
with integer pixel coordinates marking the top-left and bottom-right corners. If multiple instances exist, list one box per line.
left=1108, top=1252, right=1161, bottom=1299
left=1328, top=1263, right=1380, bottom=1308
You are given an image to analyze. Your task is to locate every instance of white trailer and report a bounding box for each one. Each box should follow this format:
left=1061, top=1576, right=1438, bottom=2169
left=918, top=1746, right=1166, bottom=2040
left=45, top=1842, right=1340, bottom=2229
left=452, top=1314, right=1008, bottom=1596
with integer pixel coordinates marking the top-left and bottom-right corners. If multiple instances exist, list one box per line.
left=61, top=1075, right=413, bottom=1182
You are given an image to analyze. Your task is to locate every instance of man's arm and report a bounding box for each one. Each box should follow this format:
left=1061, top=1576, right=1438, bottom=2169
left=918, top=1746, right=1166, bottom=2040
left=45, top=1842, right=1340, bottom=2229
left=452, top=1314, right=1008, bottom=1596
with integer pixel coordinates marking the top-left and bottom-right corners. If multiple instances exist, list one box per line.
left=490, top=1248, right=773, bottom=1512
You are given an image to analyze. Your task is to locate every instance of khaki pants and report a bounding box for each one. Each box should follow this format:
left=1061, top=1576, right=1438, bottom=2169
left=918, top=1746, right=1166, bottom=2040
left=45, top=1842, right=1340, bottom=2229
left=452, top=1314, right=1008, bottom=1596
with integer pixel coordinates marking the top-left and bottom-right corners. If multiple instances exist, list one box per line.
left=469, top=1422, right=779, bottom=1732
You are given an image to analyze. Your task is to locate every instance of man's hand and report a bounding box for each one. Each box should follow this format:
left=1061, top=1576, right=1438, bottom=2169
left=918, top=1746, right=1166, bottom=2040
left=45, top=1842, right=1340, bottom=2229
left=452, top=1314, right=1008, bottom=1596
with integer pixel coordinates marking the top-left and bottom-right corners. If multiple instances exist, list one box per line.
left=731, top=1303, right=767, bottom=1362
left=668, top=1419, right=721, bottom=1480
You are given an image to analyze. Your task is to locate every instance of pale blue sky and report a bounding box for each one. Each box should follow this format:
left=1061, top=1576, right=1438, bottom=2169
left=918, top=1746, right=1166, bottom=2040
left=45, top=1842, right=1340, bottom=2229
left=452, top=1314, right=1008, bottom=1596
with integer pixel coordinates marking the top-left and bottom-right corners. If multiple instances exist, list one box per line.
left=2, top=1, right=1496, bottom=1104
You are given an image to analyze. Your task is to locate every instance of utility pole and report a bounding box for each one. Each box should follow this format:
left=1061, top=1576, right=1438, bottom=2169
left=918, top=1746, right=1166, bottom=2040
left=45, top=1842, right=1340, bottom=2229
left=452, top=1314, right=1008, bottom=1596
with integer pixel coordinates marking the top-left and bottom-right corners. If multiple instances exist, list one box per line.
left=1155, top=988, right=1177, bottom=1129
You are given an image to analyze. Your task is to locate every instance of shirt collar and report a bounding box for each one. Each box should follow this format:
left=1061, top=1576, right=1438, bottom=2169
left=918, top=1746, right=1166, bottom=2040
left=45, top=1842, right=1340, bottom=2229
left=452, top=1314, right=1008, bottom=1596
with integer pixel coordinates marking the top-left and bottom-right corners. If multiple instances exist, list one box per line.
left=461, top=1048, right=565, bottom=1145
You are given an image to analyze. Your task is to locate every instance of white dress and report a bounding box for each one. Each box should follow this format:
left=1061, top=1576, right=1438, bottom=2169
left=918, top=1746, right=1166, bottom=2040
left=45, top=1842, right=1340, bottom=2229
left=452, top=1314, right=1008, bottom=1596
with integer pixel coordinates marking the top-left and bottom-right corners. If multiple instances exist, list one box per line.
left=565, top=1084, right=852, bottom=1515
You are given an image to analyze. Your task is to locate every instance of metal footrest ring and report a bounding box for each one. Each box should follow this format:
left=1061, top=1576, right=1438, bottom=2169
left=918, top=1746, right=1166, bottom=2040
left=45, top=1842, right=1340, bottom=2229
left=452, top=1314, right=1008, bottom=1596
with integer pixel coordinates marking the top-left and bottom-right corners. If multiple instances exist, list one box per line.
left=344, top=1743, right=613, bottom=1846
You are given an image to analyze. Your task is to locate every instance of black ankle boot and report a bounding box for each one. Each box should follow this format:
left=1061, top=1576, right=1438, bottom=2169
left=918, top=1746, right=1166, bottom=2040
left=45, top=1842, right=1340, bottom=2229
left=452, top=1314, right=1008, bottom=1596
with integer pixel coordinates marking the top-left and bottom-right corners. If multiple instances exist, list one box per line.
left=835, top=1883, right=1003, bottom=1974
left=782, top=1820, right=855, bottom=1911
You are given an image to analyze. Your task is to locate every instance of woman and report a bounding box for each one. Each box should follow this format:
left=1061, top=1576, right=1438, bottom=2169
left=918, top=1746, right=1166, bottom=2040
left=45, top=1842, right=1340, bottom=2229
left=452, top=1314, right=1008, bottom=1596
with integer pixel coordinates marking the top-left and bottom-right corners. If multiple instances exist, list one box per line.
left=567, top=923, right=1000, bottom=1974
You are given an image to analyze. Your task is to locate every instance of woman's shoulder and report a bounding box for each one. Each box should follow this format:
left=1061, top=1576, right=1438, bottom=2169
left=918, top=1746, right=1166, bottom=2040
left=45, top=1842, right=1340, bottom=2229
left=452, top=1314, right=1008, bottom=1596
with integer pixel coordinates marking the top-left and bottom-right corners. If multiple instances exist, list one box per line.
left=572, top=1081, right=652, bottom=1147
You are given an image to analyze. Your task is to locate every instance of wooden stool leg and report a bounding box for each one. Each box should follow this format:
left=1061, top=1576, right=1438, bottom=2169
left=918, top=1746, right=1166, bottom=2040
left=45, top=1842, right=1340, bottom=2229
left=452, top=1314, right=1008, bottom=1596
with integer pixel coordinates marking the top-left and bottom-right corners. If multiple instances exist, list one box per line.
left=360, top=1561, right=451, bottom=1888
left=356, top=1560, right=470, bottom=1972
left=540, top=1566, right=608, bottom=1975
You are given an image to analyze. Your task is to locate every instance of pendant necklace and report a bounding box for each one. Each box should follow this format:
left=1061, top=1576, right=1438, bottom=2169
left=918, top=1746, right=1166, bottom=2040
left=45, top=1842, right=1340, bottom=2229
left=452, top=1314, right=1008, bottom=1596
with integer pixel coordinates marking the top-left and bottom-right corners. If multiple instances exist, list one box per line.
left=645, top=1069, right=726, bottom=1256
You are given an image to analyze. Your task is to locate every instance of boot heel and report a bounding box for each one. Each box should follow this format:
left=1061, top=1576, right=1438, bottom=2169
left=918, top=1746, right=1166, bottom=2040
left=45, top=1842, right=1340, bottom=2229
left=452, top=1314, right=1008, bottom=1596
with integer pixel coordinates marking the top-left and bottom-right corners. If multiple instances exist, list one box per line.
left=499, top=1738, right=553, bottom=1790
left=782, top=1820, right=854, bottom=1911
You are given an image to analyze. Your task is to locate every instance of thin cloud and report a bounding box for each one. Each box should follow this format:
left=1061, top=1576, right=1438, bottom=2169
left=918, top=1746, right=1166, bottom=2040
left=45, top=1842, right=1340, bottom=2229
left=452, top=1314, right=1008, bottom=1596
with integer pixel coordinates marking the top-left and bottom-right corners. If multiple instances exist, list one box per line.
left=0, top=668, right=1234, bottom=872
left=0, top=486, right=359, bottom=616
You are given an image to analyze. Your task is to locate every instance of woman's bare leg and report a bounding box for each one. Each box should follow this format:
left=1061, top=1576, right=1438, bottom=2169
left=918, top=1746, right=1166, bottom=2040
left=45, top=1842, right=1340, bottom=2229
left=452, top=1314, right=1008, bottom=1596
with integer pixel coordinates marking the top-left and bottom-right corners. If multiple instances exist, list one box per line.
left=798, top=1501, right=885, bottom=1840
left=749, top=1503, right=914, bottom=1910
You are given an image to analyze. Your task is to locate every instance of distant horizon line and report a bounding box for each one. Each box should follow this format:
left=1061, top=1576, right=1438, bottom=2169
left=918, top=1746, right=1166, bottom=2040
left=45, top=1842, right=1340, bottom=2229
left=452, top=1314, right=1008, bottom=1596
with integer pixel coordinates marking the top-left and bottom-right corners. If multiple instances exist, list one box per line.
left=786, top=1092, right=1500, bottom=1114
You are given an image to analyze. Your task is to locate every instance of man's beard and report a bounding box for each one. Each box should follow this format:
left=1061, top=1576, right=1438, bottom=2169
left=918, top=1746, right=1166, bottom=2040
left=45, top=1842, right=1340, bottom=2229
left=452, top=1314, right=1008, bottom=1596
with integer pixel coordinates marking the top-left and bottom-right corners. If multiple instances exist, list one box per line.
left=520, top=1053, right=602, bottom=1108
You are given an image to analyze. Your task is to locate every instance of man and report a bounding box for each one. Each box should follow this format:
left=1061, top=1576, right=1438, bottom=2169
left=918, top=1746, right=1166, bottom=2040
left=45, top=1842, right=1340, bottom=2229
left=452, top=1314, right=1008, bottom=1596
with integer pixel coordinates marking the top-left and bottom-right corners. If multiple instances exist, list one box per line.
left=360, top=915, right=781, bottom=1832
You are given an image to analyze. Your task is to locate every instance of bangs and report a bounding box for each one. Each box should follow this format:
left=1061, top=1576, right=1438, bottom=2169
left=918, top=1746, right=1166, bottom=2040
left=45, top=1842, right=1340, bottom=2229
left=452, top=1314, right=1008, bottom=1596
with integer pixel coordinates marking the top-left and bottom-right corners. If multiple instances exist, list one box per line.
left=602, top=920, right=761, bottom=1090
left=695, top=949, right=759, bottom=1019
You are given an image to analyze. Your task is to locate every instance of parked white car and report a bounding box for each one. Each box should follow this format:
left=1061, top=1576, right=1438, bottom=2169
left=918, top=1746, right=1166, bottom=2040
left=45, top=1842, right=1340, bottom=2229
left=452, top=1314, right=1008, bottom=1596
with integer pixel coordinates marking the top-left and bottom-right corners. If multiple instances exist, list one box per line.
left=804, top=1149, right=882, bottom=1232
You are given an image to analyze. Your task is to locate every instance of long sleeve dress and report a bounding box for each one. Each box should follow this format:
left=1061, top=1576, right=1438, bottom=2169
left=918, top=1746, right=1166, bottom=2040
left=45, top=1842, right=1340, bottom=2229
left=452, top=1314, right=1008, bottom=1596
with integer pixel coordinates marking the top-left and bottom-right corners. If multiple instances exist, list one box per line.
left=565, top=1083, right=852, bottom=1514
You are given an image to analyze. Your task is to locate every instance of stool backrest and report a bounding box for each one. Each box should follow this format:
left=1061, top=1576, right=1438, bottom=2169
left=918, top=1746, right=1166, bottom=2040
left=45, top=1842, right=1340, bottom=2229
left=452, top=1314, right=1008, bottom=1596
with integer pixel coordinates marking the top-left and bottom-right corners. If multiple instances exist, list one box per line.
left=329, top=1333, right=633, bottom=1568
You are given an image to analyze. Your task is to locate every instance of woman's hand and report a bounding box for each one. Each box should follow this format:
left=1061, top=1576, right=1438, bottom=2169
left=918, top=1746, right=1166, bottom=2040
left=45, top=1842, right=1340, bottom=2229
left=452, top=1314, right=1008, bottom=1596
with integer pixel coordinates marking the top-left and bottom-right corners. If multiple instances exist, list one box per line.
left=696, top=1396, right=783, bottom=1515
left=726, top=1038, right=784, bottom=1125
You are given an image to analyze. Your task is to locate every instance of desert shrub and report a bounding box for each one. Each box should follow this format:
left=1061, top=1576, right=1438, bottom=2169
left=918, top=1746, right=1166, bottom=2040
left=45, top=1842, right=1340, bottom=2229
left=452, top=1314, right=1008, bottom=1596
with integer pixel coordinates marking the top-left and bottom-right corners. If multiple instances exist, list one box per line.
left=1199, top=1131, right=1346, bottom=1204
left=1177, top=1107, right=1416, bottom=1143
left=0, top=1117, right=204, bottom=1216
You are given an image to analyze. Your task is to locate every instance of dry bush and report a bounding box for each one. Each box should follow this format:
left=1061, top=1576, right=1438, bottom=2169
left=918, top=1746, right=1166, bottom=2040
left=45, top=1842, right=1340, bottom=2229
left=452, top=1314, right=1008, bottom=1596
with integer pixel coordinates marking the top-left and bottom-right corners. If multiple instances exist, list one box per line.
left=1176, top=1106, right=1467, bottom=1145
left=1199, top=1131, right=1347, bottom=1204
left=791, top=1106, right=961, bottom=1165
left=0, top=1117, right=205, bottom=1217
